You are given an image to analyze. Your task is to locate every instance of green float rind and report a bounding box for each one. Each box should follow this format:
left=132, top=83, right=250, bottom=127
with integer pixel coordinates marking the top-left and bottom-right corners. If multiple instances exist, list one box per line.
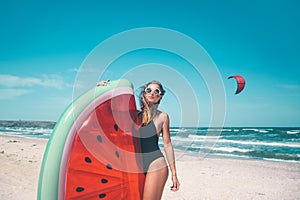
left=37, top=79, right=133, bottom=200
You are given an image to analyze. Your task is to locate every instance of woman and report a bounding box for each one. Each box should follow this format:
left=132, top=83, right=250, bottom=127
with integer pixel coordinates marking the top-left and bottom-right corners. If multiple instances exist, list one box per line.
left=97, top=80, right=180, bottom=199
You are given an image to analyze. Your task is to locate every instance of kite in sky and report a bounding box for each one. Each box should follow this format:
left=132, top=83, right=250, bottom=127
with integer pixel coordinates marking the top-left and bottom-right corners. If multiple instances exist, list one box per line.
left=228, top=75, right=246, bottom=95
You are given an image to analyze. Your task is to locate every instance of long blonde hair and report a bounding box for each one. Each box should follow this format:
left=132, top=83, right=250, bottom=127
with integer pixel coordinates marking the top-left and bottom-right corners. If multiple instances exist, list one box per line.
left=139, top=81, right=165, bottom=125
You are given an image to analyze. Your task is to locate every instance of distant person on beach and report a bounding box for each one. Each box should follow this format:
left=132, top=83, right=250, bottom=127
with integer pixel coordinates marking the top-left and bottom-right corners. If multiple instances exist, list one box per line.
left=97, top=80, right=180, bottom=199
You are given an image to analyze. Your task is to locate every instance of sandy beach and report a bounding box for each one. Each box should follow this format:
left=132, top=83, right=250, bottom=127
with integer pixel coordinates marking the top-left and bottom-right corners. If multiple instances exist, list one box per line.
left=0, top=135, right=299, bottom=200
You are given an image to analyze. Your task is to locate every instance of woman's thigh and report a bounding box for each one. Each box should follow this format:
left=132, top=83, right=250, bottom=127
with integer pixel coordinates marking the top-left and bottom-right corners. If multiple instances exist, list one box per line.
left=143, top=158, right=168, bottom=200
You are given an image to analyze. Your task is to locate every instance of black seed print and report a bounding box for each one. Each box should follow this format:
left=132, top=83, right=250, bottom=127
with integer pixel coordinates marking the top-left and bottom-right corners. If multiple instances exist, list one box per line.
left=76, top=187, right=84, bottom=192
left=101, top=178, right=108, bottom=184
left=85, top=157, right=92, bottom=163
left=106, top=164, right=112, bottom=170
left=97, top=135, right=102, bottom=142
left=114, top=124, right=118, bottom=131
left=99, top=193, right=106, bottom=198
left=115, top=151, right=120, bottom=158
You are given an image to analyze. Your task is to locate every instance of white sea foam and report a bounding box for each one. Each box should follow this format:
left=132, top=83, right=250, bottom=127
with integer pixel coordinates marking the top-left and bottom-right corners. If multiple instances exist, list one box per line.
left=262, top=158, right=300, bottom=164
left=170, top=135, right=300, bottom=149
left=286, top=130, right=300, bottom=134
left=202, top=146, right=250, bottom=153
left=184, top=144, right=249, bottom=153
left=258, top=130, right=269, bottom=133
left=0, top=126, right=52, bottom=137
left=242, top=128, right=269, bottom=133
left=209, top=153, right=252, bottom=160
left=188, top=134, right=221, bottom=140
left=217, top=139, right=300, bottom=148
left=242, top=128, right=260, bottom=131
left=207, top=128, right=233, bottom=132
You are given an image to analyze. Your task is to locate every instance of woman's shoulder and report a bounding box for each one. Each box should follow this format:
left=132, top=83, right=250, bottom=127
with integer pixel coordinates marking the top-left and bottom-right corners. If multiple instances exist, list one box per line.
left=157, top=111, right=169, bottom=121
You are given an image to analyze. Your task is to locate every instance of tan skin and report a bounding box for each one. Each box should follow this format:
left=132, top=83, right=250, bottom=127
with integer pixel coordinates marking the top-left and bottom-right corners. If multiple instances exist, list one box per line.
left=142, top=83, right=180, bottom=200
left=97, top=81, right=180, bottom=199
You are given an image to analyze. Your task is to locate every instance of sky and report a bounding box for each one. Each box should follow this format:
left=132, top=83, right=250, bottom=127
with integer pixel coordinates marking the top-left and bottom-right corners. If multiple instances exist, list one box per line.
left=0, top=0, right=299, bottom=127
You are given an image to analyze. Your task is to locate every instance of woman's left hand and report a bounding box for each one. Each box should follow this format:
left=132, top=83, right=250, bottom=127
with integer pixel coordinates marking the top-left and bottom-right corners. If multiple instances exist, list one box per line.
left=96, top=80, right=110, bottom=86
left=170, top=175, right=180, bottom=192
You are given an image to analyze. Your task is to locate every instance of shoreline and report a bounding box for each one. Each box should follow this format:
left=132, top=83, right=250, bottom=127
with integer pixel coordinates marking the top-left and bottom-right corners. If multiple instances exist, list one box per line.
left=1, top=135, right=299, bottom=200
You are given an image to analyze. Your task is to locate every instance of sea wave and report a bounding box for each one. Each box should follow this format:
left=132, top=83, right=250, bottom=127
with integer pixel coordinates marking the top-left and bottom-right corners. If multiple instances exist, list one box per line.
left=1, top=122, right=299, bottom=163
left=218, top=139, right=300, bottom=148
left=0, top=126, right=52, bottom=138
left=171, top=134, right=300, bottom=148
left=184, top=146, right=300, bottom=163
left=187, top=146, right=250, bottom=153
left=286, top=130, right=300, bottom=134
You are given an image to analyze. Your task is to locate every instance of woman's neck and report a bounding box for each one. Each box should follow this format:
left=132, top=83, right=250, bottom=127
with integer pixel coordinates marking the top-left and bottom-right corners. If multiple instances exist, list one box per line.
left=149, top=104, right=158, bottom=118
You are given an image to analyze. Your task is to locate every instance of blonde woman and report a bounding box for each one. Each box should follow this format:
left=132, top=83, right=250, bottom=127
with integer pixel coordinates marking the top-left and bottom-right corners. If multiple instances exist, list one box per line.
left=138, top=80, right=180, bottom=199
left=97, top=80, right=180, bottom=199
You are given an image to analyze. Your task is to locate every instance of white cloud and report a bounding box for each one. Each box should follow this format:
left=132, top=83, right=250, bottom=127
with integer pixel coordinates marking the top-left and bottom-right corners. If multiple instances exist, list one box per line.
left=68, top=68, right=80, bottom=73
left=0, top=74, right=74, bottom=99
left=48, top=97, right=72, bottom=105
left=40, top=74, right=71, bottom=89
left=0, top=74, right=71, bottom=89
left=0, top=89, right=32, bottom=99
left=278, top=84, right=300, bottom=90
left=0, top=74, right=40, bottom=87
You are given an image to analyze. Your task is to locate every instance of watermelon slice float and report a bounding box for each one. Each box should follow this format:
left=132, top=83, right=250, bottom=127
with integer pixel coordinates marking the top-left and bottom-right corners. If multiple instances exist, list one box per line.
left=38, top=79, right=145, bottom=200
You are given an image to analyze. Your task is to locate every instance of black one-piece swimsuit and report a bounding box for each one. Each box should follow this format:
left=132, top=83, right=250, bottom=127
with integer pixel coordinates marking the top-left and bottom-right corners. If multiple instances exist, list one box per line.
left=139, top=120, right=164, bottom=174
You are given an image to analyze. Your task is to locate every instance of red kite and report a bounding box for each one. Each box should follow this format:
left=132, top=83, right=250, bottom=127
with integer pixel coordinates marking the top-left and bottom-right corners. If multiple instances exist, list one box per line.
left=228, top=75, right=245, bottom=94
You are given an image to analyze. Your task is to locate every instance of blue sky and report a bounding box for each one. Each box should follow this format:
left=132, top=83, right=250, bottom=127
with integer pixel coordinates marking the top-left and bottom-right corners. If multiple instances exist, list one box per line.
left=0, top=0, right=299, bottom=127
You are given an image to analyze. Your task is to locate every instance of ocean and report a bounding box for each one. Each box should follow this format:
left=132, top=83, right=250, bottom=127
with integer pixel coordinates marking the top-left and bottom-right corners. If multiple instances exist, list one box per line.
left=167, top=127, right=300, bottom=163
left=0, top=121, right=299, bottom=163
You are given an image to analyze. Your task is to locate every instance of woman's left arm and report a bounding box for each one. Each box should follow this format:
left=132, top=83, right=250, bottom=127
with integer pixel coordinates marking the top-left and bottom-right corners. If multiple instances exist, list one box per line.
left=162, top=113, right=180, bottom=191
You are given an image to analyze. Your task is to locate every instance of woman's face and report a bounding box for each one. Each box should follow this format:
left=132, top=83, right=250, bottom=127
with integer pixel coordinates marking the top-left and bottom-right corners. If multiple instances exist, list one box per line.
left=144, top=83, right=162, bottom=105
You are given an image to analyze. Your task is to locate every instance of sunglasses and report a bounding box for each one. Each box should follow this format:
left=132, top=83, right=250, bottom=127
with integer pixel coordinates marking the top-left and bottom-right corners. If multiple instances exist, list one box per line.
left=144, top=87, right=162, bottom=95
